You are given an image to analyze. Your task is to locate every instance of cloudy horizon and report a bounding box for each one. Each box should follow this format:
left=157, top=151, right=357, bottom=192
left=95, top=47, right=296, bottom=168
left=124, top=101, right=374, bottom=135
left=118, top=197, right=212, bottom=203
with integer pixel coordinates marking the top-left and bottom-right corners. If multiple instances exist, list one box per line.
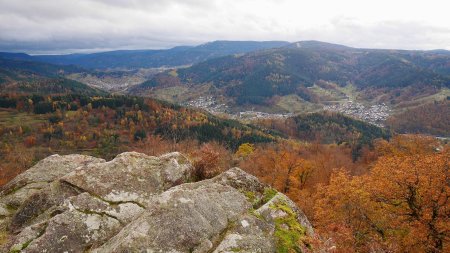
left=1, top=0, right=449, bottom=54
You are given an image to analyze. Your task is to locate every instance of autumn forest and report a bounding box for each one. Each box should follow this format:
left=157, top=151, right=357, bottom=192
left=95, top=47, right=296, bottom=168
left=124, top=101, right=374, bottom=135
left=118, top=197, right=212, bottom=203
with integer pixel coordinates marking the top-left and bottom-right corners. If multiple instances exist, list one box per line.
left=0, top=90, right=448, bottom=252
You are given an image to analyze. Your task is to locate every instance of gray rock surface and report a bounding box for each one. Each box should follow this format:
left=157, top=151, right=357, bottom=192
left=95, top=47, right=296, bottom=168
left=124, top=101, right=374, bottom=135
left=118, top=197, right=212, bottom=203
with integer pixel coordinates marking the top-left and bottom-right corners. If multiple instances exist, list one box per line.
left=0, top=152, right=313, bottom=253
left=0, top=154, right=105, bottom=234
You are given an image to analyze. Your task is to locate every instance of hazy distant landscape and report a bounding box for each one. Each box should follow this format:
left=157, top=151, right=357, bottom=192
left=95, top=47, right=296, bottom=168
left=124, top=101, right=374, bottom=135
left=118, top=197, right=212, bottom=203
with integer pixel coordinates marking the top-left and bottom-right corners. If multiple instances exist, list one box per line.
left=2, top=40, right=448, bottom=135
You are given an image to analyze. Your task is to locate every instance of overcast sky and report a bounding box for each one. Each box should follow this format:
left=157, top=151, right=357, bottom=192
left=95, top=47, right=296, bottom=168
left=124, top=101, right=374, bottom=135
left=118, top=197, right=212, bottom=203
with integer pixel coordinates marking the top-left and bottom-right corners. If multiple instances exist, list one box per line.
left=0, top=0, right=449, bottom=54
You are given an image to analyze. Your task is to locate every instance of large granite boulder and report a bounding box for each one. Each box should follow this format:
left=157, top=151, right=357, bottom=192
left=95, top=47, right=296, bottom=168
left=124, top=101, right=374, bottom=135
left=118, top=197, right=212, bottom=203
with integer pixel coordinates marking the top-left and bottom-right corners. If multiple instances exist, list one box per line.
left=0, top=152, right=313, bottom=253
left=0, top=154, right=105, bottom=233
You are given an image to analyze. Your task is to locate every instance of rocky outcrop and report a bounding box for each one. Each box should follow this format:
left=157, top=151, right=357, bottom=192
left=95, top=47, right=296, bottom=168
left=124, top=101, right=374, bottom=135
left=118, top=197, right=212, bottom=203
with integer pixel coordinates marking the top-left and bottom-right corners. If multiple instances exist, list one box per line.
left=0, top=152, right=313, bottom=253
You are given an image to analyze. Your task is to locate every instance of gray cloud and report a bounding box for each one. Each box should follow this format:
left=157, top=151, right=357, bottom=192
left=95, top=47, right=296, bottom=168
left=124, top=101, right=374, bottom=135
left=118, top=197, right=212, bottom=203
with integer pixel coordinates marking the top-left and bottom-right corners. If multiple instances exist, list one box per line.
left=0, top=0, right=449, bottom=54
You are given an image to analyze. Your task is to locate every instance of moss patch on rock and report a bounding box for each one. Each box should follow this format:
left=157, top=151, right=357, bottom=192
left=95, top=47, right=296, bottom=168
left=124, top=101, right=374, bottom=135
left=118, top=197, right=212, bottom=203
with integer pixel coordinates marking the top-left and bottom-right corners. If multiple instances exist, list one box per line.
left=242, top=187, right=278, bottom=210
left=262, top=188, right=277, bottom=205
left=248, top=208, right=263, bottom=220
left=270, top=200, right=306, bottom=253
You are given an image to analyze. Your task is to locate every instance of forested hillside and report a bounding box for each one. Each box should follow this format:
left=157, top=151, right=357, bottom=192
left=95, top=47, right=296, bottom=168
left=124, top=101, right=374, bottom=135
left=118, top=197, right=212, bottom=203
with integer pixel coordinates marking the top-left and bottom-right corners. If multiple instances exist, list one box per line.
left=0, top=93, right=276, bottom=185
left=387, top=99, right=450, bottom=136
left=254, top=111, right=391, bottom=158
left=0, top=57, right=105, bottom=96
left=133, top=41, right=450, bottom=108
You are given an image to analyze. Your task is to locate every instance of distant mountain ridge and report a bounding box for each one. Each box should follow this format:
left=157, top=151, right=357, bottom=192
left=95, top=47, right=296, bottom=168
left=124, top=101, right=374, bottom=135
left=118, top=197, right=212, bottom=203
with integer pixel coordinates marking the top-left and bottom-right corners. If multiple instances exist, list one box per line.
left=0, top=41, right=290, bottom=70
left=0, top=57, right=105, bottom=95
left=131, top=40, right=450, bottom=108
left=1, top=40, right=449, bottom=121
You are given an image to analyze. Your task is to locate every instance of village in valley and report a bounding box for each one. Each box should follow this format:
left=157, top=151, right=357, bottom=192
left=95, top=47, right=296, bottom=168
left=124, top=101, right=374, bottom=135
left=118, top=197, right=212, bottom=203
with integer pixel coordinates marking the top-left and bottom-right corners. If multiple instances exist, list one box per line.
left=324, top=100, right=391, bottom=127
left=185, top=96, right=391, bottom=126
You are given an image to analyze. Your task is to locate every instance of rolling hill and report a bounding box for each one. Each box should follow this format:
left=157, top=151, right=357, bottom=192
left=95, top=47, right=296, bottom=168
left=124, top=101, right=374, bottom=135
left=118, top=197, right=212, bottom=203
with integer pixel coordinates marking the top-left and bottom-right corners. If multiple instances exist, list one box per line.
left=131, top=41, right=450, bottom=112
left=0, top=41, right=290, bottom=70
left=2, top=40, right=448, bottom=135
left=290, top=111, right=390, bottom=145
left=0, top=57, right=106, bottom=96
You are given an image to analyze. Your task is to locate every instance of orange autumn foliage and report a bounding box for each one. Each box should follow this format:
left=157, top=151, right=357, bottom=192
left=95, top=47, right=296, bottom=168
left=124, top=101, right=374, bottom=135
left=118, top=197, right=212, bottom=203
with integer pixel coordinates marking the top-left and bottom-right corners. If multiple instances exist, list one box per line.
left=314, top=171, right=391, bottom=252
left=0, top=143, right=35, bottom=186
left=190, top=142, right=231, bottom=180
left=313, top=136, right=449, bottom=252
left=240, top=141, right=314, bottom=194
left=368, top=152, right=449, bottom=252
